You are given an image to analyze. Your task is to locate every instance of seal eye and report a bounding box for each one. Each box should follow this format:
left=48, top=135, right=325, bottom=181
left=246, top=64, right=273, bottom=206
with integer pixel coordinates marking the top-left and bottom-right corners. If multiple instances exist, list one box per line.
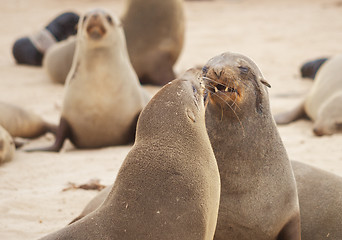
left=106, top=15, right=113, bottom=25
left=238, top=66, right=249, bottom=74
left=83, top=15, right=88, bottom=23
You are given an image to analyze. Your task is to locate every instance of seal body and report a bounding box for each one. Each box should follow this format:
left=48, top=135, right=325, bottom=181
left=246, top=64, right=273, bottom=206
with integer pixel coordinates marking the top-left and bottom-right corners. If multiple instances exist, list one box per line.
left=43, top=37, right=76, bottom=84
left=31, top=9, right=150, bottom=151
left=43, top=0, right=184, bottom=85
left=39, top=72, right=221, bottom=240
left=203, top=52, right=301, bottom=240
left=12, top=12, right=79, bottom=66
left=0, top=102, right=56, bottom=139
left=0, top=125, right=15, bottom=165
left=122, top=0, right=185, bottom=85
left=292, top=161, right=342, bottom=240
left=275, top=54, right=342, bottom=136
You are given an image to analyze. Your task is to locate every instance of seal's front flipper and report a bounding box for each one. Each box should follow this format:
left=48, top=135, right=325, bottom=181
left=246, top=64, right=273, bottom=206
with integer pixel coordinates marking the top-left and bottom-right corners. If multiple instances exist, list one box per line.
left=25, top=117, right=71, bottom=152
left=277, top=214, right=301, bottom=240
left=274, top=101, right=307, bottom=125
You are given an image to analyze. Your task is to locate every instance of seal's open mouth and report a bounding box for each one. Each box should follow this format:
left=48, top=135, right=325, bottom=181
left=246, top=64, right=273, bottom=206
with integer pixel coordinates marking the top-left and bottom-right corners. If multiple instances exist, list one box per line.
left=87, top=24, right=106, bottom=40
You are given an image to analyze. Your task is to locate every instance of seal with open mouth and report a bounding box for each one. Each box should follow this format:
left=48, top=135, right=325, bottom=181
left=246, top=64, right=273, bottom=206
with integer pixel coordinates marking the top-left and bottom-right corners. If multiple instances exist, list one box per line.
left=203, top=52, right=301, bottom=240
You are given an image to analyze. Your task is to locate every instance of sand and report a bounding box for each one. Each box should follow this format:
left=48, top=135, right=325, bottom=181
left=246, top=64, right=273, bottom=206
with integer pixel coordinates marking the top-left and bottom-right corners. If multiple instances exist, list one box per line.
left=0, top=0, right=341, bottom=239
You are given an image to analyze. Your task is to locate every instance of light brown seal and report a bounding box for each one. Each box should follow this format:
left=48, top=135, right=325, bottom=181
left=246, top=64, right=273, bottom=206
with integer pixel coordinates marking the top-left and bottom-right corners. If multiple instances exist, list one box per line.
left=43, top=0, right=184, bottom=86
left=39, top=70, right=221, bottom=240
left=275, top=54, right=342, bottom=136
left=122, top=0, right=185, bottom=85
left=292, top=161, right=342, bottom=240
left=0, top=102, right=56, bottom=139
left=43, top=37, right=76, bottom=84
left=30, top=9, right=150, bottom=152
left=202, top=52, right=301, bottom=239
left=0, top=125, right=15, bottom=165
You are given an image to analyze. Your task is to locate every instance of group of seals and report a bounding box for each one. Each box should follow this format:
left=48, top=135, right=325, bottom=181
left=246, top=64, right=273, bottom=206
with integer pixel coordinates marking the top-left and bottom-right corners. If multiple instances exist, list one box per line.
left=30, top=9, right=150, bottom=152
left=39, top=70, right=221, bottom=240
left=275, top=54, right=342, bottom=136
left=12, top=12, right=79, bottom=66
left=38, top=52, right=342, bottom=239
left=43, top=0, right=184, bottom=86
left=61, top=52, right=302, bottom=240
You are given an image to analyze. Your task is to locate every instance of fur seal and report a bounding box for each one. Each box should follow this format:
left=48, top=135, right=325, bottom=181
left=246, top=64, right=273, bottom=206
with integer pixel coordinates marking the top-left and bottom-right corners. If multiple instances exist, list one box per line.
left=0, top=125, right=15, bottom=165
left=202, top=52, right=301, bottom=239
left=292, top=161, right=342, bottom=240
left=0, top=102, right=56, bottom=139
left=275, top=54, right=342, bottom=136
left=300, top=57, right=328, bottom=79
left=12, top=12, right=79, bottom=66
left=39, top=71, right=221, bottom=240
left=43, top=37, right=76, bottom=84
left=122, top=0, right=185, bottom=85
left=29, top=9, right=150, bottom=152
left=43, top=0, right=184, bottom=85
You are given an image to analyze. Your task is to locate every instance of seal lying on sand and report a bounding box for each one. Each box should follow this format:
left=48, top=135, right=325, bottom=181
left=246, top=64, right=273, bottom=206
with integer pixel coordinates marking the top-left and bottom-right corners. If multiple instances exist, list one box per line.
left=39, top=71, right=221, bottom=240
left=292, top=161, right=342, bottom=240
left=203, top=52, right=301, bottom=240
left=30, top=9, right=150, bottom=151
left=275, top=54, right=342, bottom=136
left=0, top=125, right=15, bottom=165
left=43, top=0, right=184, bottom=85
left=12, top=12, right=79, bottom=66
left=0, top=102, right=56, bottom=139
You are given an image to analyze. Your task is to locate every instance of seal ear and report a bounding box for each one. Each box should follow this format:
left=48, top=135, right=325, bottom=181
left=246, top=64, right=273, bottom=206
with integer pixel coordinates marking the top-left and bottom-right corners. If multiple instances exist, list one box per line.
left=260, top=78, right=271, bottom=88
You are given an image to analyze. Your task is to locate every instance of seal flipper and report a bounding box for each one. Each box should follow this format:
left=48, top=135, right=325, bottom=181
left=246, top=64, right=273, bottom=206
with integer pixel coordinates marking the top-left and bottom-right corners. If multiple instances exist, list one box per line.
left=25, top=117, right=71, bottom=152
left=277, top=214, right=301, bottom=240
left=274, top=101, right=307, bottom=125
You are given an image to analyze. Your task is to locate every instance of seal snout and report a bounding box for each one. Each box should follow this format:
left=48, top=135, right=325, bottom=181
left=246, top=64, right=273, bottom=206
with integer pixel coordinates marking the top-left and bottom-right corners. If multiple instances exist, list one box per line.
left=86, top=14, right=107, bottom=40
left=202, top=66, right=241, bottom=106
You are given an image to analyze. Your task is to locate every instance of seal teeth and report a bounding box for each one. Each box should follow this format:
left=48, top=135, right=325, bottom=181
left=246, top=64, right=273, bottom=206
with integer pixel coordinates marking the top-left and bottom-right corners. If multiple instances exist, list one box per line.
left=215, top=87, right=218, bottom=93
left=225, top=87, right=229, bottom=92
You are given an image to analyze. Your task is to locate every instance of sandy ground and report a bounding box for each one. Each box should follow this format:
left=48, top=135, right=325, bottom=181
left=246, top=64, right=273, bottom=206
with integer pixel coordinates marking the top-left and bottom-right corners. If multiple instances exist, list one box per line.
left=0, top=0, right=342, bottom=239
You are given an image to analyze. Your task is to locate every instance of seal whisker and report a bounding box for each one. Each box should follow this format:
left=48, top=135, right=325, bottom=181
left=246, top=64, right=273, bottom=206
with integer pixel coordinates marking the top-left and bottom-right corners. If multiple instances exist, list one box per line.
left=204, top=86, right=241, bottom=111
left=204, top=87, right=245, bottom=133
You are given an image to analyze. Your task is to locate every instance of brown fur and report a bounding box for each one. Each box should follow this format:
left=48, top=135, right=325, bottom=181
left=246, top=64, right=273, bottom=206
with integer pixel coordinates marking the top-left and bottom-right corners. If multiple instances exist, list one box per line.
left=39, top=71, right=221, bottom=240
left=43, top=0, right=184, bottom=86
left=0, top=125, right=15, bottom=164
left=275, top=54, right=342, bottom=136
left=292, top=161, right=342, bottom=240
left=203, top=52, right=301, bottom=240
left=122, top=0, right=184, bottom=85
left=0, top=102, right=56, bottom=139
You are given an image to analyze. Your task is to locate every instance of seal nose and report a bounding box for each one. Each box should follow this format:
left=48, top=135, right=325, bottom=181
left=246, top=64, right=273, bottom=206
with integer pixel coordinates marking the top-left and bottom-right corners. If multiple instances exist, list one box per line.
left=86, top=13, right=107, bottom=40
